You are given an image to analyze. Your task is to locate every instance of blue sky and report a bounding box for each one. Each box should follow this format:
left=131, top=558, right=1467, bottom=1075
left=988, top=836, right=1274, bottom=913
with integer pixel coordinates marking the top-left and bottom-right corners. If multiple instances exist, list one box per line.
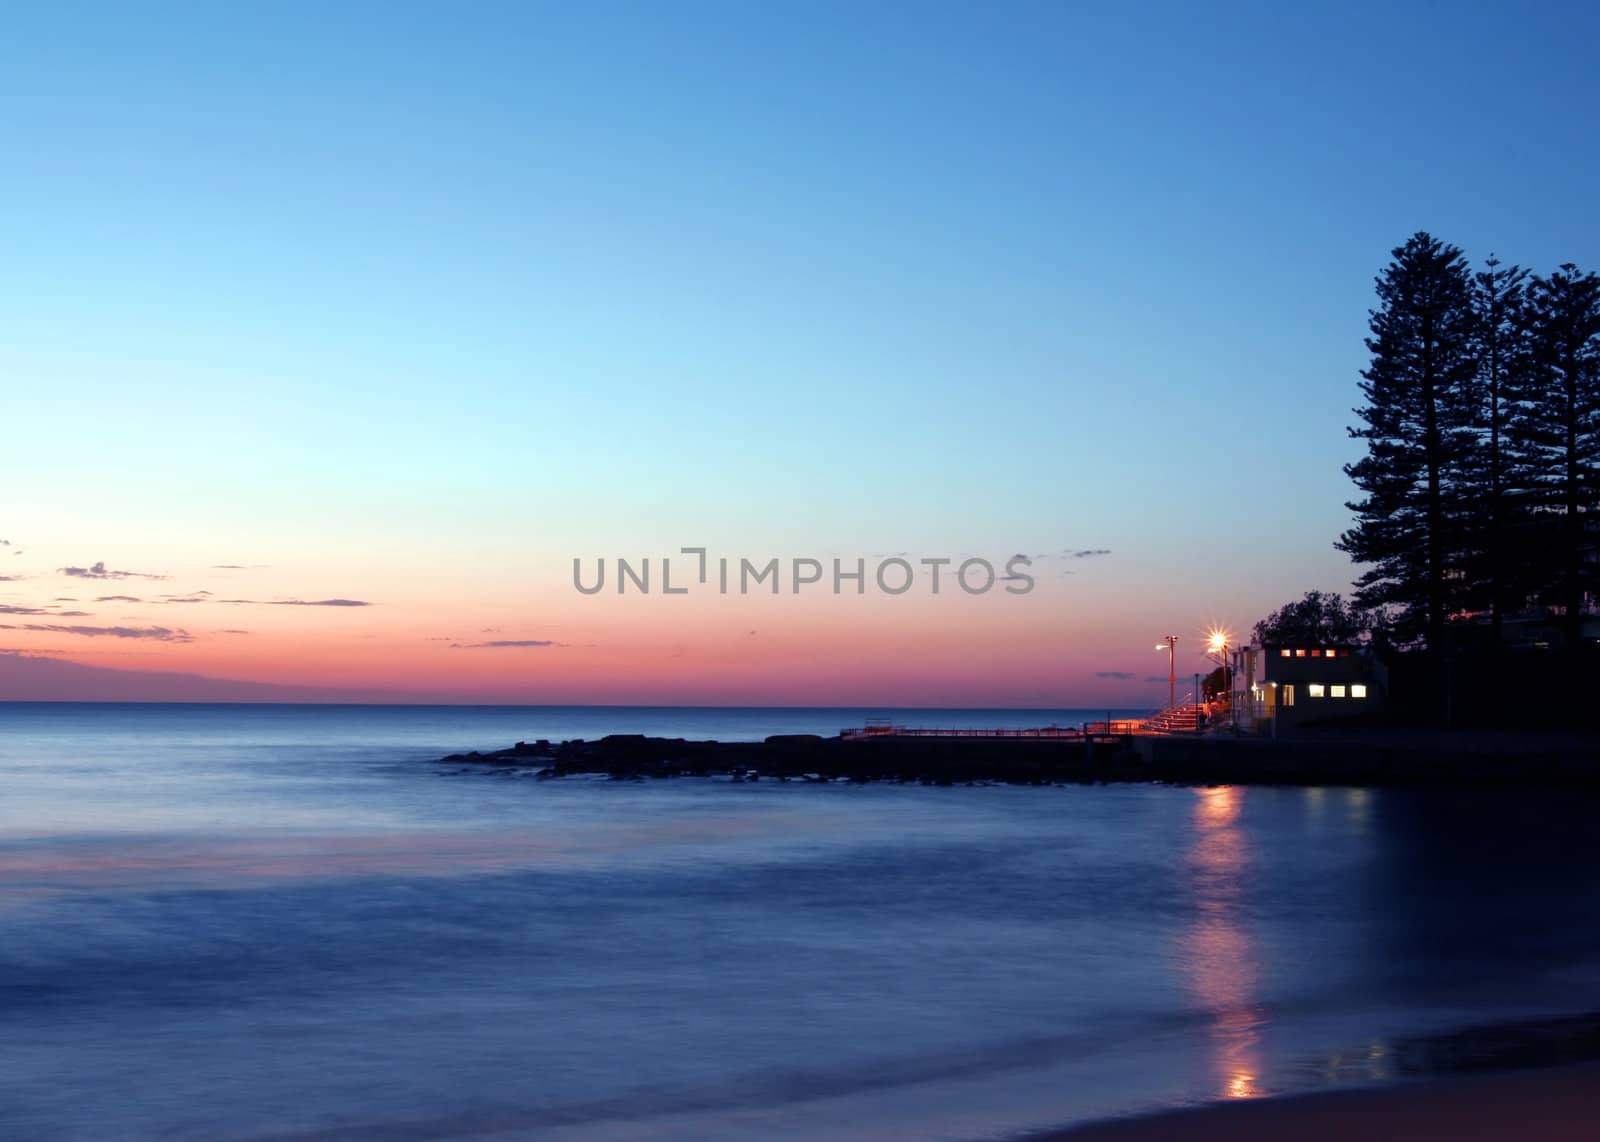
left=4, top=1, right=1599, bottom=701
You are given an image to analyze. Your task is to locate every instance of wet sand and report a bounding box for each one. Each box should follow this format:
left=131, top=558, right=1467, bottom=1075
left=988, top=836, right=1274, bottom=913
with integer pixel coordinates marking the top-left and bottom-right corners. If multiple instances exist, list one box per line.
left=1037, top=1061, right=1600, bottom=1141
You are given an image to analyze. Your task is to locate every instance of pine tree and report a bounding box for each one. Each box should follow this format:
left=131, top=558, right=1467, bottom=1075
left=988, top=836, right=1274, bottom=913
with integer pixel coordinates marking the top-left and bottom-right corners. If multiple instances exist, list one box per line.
left=1338, top=233, right=1478, bottom=652
left=1511, top=264, right=1600, bottom=648
left=1461, top=256, right=1531, bottom=644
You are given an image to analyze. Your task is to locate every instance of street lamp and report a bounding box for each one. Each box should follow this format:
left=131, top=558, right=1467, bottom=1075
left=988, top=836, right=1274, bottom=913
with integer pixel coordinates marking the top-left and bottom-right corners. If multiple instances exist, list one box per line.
left=1206, top=629, right=1233, bottom=730
left=1155, top=636, right=1178, bottom=710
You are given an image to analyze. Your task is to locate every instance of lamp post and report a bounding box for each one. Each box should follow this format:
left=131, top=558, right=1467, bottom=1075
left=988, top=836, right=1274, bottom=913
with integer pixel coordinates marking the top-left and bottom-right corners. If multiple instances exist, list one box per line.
left=1207, top=630, right=1233, bottom=731
left=1155, top=636, right=1178, bottom=710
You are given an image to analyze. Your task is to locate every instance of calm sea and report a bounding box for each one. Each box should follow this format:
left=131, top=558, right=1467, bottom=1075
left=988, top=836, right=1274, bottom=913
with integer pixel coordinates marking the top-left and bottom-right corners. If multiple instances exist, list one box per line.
left=3, top=703, right=1599, bottom=1141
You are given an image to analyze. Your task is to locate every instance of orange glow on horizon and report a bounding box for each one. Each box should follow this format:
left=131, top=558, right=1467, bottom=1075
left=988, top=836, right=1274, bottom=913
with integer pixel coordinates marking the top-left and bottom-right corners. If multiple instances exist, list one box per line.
left=0, top=547, right=1247, bottom=704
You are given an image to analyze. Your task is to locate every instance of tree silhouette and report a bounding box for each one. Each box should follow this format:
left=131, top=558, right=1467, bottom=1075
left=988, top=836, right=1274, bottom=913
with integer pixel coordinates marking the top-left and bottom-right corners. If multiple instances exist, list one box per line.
left=1338, top=232, right=1478, bottom=652
left=1252, top=590, right=1373, bottom=646
left=1460, top=255, right=1532, bottom=645
left=1511, top=264, right=1600, bottom=648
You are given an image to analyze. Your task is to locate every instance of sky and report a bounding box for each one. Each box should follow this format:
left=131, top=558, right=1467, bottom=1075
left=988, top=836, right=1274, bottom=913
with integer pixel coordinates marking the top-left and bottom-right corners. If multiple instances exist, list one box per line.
left=4, top=0, right=1599, bottom=706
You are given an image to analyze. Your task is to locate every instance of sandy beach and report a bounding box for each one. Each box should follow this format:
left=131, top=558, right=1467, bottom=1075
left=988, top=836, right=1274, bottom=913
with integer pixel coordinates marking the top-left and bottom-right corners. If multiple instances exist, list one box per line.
left=1039, top=1061, right=1600, bottom=1141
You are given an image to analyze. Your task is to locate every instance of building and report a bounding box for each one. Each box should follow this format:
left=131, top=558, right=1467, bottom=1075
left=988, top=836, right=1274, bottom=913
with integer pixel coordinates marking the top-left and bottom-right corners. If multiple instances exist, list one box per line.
left=1240, top=643, right=1386, bottom=732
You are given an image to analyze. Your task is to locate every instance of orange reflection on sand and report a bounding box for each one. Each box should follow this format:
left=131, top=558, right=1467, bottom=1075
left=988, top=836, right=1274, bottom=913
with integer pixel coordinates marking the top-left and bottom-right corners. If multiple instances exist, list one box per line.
left=1180, top=786, right=1265, bottom=1100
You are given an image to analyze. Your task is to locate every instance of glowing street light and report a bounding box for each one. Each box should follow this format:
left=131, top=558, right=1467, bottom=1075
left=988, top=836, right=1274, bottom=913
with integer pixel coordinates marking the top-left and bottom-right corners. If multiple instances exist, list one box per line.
left=1205, top=629, right=1234, bottom=729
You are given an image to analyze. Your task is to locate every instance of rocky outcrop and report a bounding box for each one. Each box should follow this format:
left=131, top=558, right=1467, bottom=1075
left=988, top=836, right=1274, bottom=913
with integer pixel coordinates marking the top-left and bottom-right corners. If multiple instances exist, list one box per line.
left=439, top=733, right=1135, bottom=785
left=438, top=729, right=1600, bottom=787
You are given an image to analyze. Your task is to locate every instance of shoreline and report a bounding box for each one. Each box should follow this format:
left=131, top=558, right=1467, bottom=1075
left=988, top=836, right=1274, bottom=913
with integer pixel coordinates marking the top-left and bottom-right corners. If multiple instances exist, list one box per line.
left=439, top=728, right=1600, bottom=787
left=1029, top=1061, right=1600, bottom=1141
left=1026, top=1009, right=1600, bottom=1141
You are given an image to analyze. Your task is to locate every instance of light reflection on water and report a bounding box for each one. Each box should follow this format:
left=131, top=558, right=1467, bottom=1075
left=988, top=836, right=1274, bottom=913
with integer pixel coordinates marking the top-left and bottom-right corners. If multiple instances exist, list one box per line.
left=0, top=814, right=788, bottom=896
left=1179, top=786, right=1265, bottom=1101
left=3, top=704, right=1600, bottom=1140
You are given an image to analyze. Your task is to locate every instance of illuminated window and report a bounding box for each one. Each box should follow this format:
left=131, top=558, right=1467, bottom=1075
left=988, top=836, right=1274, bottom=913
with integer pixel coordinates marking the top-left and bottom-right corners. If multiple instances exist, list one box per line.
left=1311, top=649, right=1322, bottom=657
left=1296, top=649, right=1307, bottom=657
left=1351, top=684, right=1367, bottom=699
left=1280, top=648, right=1291, bottom=657
left=1331, top=684, right=1347, bottom=698
left=1282, top=685, right=1295, bottom=706
left=1308, top=683, right=1326, bottom=698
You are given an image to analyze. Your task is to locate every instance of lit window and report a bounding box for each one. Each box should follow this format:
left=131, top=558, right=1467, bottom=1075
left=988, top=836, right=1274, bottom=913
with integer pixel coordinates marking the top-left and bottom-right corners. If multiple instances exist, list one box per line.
left=1280, top=649, right=1291, bottom=658
left=1311, top=649, right=1322, bottom=657
left=1331, top=684, right=1347, bottom=698
left=1282, top=685, right=1295, bottom=706
left=1351, top=684, right=1367, bottom=699
left=1308, top=683, right=1326, bottom=698
left=1296, top=649, right=1307, bottom=657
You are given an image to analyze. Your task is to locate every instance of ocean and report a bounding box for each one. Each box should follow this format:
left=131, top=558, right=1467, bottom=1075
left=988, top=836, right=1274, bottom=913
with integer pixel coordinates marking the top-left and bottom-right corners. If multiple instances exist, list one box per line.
left=3, top=703, right=1599, bottom=1141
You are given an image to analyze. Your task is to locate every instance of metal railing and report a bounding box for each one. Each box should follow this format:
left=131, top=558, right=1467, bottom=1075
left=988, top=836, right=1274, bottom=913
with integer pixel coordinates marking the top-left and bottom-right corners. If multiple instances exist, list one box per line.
left=841, top=721, right=1145, bottom=739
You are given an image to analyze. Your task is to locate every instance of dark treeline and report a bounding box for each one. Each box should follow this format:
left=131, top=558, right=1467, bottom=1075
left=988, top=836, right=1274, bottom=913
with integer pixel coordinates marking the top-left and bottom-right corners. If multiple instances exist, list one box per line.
left=1338, top=232, right=1600, bottom=724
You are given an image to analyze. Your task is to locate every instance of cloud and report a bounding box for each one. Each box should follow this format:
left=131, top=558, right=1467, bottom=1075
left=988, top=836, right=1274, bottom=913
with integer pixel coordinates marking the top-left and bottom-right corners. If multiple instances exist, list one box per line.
left=211, top=564, right=267, bottom=570
left=996, top=554, right=1035, bottom=582
left=60, top=561, right=166, bottom=581
left=272, top=598, right=370, bottom=607
left=1142, top=675, right=1169, bottom=684
left=217, top=598, right=373, bottom=607
left=0, top=604, right=49, bottom=615
left=161, top=596, right=211, bottom=604
left=1094, top=670, right=1137, bottom=680
left=95, top=595, right=143, bottom=603
left=0, top=574, right=25, bottom=582
left=1070, top=549, right=1111, bottom=559
left=449, top=639, right=560, bottom=649
left=0, top=623, right=194, bottom=642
